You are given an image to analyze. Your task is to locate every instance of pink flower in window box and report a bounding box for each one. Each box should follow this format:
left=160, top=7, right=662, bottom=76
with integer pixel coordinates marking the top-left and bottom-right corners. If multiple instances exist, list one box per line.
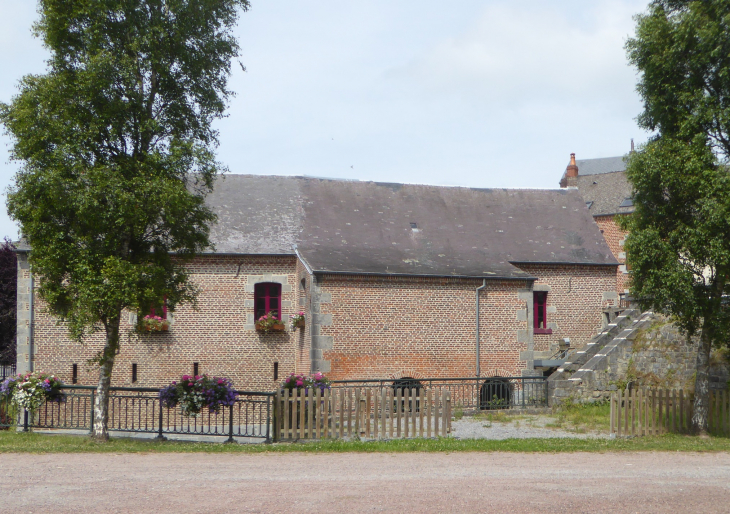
left=139, top=314, right=170, bottom=332
left=255, top=311, right=285, bottom=333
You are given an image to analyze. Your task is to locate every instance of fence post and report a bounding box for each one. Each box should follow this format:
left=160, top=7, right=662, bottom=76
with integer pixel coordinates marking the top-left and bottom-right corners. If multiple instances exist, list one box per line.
left=23, top=409, right=29, bottom=432
left=89, top=389, right=95, bottom=435
left=272, top=390, right=280, bottom=443
left=155, top=397, right=166, bottom=441
left=610, top=392, right=615, bottom=435
left=521, top=378, right=525, bottom=409
left=226, top=402, right=235, bottom=444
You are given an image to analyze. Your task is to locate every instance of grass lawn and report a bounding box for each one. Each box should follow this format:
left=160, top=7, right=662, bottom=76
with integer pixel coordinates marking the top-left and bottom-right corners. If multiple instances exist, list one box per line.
left=2, top=429, right=730, bottom=453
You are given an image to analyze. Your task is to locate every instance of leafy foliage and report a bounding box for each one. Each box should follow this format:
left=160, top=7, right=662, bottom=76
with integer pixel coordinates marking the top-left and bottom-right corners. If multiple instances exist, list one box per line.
left=625, top=0, right=730, bottom=433
left=0, top=239, right=16, bottom=365
left=0, top=0, right=248, bottom=438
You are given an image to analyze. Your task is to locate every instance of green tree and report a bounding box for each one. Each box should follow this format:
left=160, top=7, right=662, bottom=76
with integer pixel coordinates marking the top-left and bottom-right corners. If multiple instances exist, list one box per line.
left=0, top=238, right=17, bottom=367
left=626, top=0, right=730, bottom=434
left=1, top=0, right=248, bottom=439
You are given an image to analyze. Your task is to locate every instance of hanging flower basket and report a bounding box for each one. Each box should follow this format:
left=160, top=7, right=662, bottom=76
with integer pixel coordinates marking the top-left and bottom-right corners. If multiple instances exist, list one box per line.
left=0, top=372, right=65, bottom=412
left=159, top=374, right=238, bottom=417
left=255, top=311, right=285, bottom=332
left=289, top=311, right=305, bottom=330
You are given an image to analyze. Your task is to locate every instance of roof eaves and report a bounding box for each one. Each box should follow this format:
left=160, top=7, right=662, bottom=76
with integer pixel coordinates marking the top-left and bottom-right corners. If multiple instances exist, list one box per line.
left=312, top=269, right=537, bottom=281
left=510, top=260, right=619, bottom=267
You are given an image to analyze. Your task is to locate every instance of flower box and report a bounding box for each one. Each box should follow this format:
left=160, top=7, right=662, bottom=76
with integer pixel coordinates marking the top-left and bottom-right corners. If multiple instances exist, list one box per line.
left=139, top=315, right=170, bottom=332
left=144, top=324, right=169, bottom=332
left=295, top=319, right=305, bottom=329
left=256, top=322, right=285, bottom=332
left=256, top=311, right=286, bottom=333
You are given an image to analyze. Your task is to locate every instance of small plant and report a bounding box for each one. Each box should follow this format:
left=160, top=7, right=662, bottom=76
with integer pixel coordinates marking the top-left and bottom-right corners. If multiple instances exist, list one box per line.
left=139, top=315, right=170, bottom=332
left=289, top=311, right=305, bottom=330
left=255, top=311, right=285, bottom=333
left=281, top=372, right=331, bottom=393
left=0, top=372, right=65, bottom=412
left=159, top=374, right=238, bottom=417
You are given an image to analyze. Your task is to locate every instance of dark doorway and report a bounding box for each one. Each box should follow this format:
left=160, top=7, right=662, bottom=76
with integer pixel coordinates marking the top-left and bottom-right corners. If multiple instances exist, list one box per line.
left=480, top=377, right=511, bottom=410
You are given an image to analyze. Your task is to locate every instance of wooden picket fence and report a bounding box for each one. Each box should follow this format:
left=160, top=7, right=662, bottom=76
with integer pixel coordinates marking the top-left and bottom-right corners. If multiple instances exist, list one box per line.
left=610, top=388, right=730, bottom=436
left=274, top=387, right=451, bottom=441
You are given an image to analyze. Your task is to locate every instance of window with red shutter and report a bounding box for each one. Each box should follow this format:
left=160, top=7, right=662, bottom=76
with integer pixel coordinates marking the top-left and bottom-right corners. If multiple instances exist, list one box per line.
left=255, top=283, right=282, bottom=320
left=149, top=296, right=168, bottom=320
left=533, top=291, right=552, bottom=334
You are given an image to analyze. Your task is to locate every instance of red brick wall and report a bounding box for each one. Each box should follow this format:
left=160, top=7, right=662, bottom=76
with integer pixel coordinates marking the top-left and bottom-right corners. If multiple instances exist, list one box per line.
left=594, top=215, right=630, bottom=295
left=29, top=256, right=617, bottom=387
left=32, top=255, right=300, bottom=391
left=316, top=275, right=530, bottom=380
left=515, top=264, right=618, bottom=352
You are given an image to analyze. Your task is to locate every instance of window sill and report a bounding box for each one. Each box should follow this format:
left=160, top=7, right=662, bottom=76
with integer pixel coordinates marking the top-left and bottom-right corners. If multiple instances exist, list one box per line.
left=534, top=328, right=553, bottom=335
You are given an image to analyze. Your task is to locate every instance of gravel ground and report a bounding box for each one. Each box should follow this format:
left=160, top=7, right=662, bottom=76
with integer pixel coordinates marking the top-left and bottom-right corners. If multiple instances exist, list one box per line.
left=3, top=452, right=730, bottom=513
left=451, top=414, right=608, bottom=440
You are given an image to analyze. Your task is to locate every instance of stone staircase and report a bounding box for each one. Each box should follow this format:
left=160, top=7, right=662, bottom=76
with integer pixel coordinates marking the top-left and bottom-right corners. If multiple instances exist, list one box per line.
left=548, top=308, right=655, bottom=405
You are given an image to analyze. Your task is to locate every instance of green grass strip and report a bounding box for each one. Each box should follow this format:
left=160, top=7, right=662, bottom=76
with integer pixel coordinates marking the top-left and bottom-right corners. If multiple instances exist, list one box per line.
left=2, top=430, right=730, bottom=453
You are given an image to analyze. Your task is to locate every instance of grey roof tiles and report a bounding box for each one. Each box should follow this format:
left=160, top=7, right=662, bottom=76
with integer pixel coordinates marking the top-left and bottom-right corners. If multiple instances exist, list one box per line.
left=206, top=175, right=618, bottom=278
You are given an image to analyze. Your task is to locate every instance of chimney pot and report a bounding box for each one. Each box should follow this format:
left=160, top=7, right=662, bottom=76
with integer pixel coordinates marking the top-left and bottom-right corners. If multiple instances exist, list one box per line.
left=561, top=152, right=579, bottom=188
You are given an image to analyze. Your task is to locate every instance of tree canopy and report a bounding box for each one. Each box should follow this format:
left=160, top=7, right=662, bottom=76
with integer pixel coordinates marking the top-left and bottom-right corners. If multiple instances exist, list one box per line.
left=0, top=238, right=16, bottom=366
left=1, top=0, right=248, bottom=439
left=625, top=0, right=730, bottom=433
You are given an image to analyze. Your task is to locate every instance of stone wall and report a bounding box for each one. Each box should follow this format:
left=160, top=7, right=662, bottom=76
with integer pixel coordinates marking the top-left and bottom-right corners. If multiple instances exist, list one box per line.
left=550, top=313, right=730, bottom=404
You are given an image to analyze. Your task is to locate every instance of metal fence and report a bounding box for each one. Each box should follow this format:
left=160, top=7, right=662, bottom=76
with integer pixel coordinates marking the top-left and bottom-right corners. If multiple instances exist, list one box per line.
left=0, top=385, right=274, bottom=442
left=331, top=376, right=548, bottom=410
left=0, top=364, right=16, bottom=381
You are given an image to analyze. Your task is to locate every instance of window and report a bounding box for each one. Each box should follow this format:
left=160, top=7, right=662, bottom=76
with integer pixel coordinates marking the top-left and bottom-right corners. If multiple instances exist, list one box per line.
left=149, top=296, right=167, bottom=320
left=533, top=291, right=552, bottom=334
left=255, top=282, right=282, bottom=319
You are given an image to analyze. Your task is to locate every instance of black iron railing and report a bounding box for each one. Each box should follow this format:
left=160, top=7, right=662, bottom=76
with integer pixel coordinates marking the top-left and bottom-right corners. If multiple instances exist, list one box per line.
left=331, top=376, right=548, bottom=410
left=0, top=364, right=16, bottom=381
left=0, top=385, right=274, bottom=442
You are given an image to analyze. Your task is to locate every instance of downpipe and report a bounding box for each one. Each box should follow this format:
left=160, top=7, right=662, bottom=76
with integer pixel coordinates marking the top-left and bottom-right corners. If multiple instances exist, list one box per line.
left=476, top=279, right=487, bottom=378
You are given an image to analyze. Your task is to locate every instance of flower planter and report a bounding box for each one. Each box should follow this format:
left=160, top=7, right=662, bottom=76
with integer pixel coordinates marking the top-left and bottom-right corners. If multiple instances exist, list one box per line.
left=144, top=324, right=169, bottom=332
left=256, top=322, right=285, bottom=333
left=295, top=319, right=305, bottom=329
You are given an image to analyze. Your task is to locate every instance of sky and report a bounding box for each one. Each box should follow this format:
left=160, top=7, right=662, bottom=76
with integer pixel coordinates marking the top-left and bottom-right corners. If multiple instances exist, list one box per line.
left=0, top=0, right=652, bottom=240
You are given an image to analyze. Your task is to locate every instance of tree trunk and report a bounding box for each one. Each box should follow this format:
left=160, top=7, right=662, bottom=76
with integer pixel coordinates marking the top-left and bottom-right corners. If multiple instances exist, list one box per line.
left=691, top=322, right=714, bottom=436
left=93, top=313, right=121, bottom=441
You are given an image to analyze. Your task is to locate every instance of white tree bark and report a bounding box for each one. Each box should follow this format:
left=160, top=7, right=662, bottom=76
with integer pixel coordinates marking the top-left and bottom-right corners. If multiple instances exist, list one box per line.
left=93, top=314, right=120, bottom=440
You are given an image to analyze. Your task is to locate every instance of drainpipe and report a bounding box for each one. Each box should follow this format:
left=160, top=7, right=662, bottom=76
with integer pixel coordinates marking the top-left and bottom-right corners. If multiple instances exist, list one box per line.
left=28, top=271, right=34, bottom=372
left=475, top=279, right=487, bottom=378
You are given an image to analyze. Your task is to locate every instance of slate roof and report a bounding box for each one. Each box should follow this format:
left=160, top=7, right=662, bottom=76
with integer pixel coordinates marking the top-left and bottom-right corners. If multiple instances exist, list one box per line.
left=564, top=155, right=634, bottom=217
left=577, top=172, right=635, bottom=217
left=572, top=156, right=626, bottom=175
left=206, top=175, right=618, bottom=279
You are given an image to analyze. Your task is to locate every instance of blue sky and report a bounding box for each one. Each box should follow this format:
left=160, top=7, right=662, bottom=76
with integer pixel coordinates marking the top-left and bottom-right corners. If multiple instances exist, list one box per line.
left=0, top=0, right=652, bottom=240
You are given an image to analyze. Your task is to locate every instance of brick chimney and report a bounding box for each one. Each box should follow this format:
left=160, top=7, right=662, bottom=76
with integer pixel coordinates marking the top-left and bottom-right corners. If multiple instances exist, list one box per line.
left=560, top=153, right=579, bottom=188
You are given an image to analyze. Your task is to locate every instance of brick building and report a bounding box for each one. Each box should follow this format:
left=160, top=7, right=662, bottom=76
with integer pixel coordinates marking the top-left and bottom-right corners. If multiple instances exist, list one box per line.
left=16, top=176, right=618, bottom=389
left=559, top=153, right=634, bottom=299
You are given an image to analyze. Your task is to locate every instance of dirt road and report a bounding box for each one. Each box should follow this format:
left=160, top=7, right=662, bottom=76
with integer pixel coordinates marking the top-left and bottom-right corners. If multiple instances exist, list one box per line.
left=3, top=452, right=730, bottom=513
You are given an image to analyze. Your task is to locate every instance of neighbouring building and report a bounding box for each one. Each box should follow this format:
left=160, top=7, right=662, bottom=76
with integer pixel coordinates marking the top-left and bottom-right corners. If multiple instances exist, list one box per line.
left=559, top=153, right=633, bottom=300
left=16, top=176, right=619, bottom=390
